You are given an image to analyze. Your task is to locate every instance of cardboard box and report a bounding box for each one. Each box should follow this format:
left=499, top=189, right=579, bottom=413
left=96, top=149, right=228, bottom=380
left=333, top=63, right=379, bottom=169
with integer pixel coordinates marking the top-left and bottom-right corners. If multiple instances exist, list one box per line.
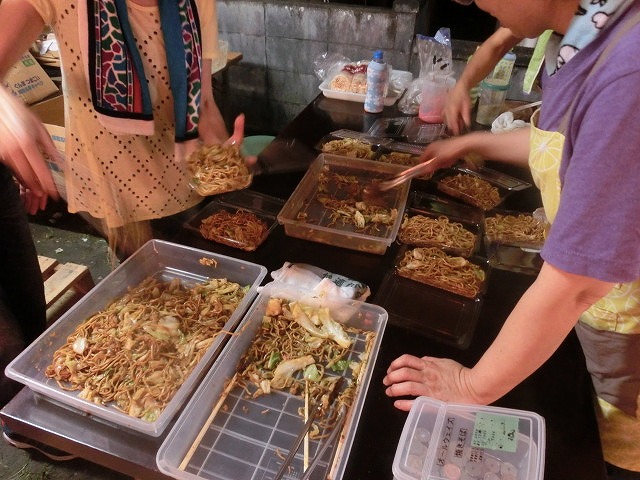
left=2, top=51, right=59, bottom=105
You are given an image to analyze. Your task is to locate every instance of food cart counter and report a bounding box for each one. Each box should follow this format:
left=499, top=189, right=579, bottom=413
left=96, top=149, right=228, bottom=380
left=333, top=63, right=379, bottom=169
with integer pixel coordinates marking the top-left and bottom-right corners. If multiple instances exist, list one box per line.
left=1, top=94, right=607, bottom=480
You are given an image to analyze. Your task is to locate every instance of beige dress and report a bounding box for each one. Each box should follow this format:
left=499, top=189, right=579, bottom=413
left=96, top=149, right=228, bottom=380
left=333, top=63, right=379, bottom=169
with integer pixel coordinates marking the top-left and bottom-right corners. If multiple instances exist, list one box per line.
left=26, top=0, right=218, bottom=228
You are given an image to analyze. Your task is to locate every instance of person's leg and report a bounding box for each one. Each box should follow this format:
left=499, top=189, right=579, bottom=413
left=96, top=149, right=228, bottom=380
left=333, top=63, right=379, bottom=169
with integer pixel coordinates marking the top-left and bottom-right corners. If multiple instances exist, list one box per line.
left=0, top=165, right=47, bottom=345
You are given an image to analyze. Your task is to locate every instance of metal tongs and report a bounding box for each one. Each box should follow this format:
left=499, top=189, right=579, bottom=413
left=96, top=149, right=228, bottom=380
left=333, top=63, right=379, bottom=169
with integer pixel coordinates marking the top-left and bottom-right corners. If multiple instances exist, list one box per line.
left=273, top=377, right=345, bottom=480
left=362, top=156, right=438, bottom=199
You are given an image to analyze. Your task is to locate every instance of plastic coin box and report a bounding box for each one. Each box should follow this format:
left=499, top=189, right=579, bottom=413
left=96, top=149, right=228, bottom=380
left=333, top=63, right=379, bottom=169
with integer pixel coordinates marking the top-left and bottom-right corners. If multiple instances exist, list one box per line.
left=393, top=397, right=545, bottom=480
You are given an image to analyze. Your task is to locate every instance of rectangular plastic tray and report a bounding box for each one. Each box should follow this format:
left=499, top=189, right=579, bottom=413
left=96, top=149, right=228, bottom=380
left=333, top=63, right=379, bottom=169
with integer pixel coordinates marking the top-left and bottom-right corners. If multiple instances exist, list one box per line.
left=398, top=206, right=482, bottom=258
left=393, top=397, right=545, bottom=480
left=375, top=268, right=483, bottom=349
left=319, top=70, right=407, bottom=106
left=156, top=282, right=387, bottom=480
left=5, top=239, right=267, bottom=436
left=277, top=153, right=410, bottom=255
left=185, top=190, right=285, bottom=251
left=367, top=117, right=446, bottom=144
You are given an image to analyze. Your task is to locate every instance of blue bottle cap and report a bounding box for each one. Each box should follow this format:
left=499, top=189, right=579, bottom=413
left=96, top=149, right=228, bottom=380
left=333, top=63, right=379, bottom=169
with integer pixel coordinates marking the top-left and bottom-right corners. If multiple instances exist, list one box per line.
left=373, top=50, right=384, bottom=60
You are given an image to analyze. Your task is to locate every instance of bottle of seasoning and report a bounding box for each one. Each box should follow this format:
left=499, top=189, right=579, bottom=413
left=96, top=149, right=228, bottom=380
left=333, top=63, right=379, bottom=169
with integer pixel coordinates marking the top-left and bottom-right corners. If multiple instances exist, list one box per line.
left=364, top=50, right=389, bottom=114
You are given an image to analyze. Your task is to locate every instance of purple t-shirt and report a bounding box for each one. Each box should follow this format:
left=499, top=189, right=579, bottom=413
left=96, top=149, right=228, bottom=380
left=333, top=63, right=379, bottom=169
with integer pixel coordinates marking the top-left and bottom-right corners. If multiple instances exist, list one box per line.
left=538, top=4, right=640, bottom=283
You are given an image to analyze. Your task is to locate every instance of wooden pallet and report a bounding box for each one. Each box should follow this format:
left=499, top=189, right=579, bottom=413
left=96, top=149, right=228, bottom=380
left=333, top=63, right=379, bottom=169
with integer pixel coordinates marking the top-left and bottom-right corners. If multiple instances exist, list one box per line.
left=39, top=256, right=95, bottom=324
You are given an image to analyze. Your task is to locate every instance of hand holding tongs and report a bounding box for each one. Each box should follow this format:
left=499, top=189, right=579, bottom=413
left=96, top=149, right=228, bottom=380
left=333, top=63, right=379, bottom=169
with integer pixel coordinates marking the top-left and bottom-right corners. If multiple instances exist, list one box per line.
left=363, top=156, right=438, bottom=199
left=273, top=377, right=344, bottom=480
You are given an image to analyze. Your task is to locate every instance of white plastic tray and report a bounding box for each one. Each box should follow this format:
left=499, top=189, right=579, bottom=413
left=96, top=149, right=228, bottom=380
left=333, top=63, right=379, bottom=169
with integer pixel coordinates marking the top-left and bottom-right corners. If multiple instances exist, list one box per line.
left=319, top=69, right=409, bottom=106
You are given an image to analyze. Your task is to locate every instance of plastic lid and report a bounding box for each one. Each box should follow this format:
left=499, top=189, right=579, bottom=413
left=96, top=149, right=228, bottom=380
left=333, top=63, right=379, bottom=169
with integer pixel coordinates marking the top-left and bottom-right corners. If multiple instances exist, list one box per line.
left=373, top=50, right=384, bottom=60
left=481, top=79, right=510, bottom=91
left=504, top=51, right=517, bottom=61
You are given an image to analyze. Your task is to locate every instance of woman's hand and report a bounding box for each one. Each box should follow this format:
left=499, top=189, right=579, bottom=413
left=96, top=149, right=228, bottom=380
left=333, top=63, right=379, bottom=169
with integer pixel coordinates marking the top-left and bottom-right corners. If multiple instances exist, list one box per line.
left=444, top=82, right=473, bottom=136
left=382, top=354, right=478, bottom=411
left=0, top=86, right=59, bottom=213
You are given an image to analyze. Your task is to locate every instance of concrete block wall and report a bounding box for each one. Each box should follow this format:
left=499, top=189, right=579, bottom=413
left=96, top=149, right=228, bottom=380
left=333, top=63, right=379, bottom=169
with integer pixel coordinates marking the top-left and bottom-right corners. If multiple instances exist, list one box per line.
left=216, top=0, right=419, bottom=135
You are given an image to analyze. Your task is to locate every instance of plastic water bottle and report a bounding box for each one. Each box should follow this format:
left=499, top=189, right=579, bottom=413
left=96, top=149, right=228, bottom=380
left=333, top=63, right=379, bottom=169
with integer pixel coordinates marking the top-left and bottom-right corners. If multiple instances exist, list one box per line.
left=364, top=50, right=389, bottom=114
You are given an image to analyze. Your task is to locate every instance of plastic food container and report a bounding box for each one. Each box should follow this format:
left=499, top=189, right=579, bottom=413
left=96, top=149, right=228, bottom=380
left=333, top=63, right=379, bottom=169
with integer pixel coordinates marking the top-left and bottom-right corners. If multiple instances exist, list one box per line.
left=5, top=240, right=267, bottom=436
left=185, top=190, right=285, bottom=251
left=319, top=69, right=409, bottom=106
left=433, top=165, right=530, bottom=211
left=393, top=397, right=545, bottom=480
left=376, top=246, right=488, bottom=349
left=398, top=207, right=482, bottom=258
left=156, top=282, right=387, bottom=480
left=476, top=79, right=510, bottom=126
left=278, top=153, right=410, bottom=255
left=483, top=209, right=545, bottom=276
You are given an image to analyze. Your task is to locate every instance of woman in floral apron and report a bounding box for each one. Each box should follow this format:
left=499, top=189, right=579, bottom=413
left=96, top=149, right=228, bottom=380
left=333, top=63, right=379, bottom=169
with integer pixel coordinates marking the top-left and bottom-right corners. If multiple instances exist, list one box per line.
left=383, top=0, right=640, bottom=476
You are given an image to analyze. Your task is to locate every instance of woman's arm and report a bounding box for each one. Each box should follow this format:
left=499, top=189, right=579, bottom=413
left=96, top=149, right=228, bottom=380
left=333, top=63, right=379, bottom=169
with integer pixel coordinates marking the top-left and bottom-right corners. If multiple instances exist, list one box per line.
left=417, top=126, right=531, bottom=177
left=0, top=0, right=46, bottom=77
left=0, top=0, right=58, bottom=212
left=198, top=59, right=230, bottom=145
left=445, top=27, right=522, bottom=135
left=383, top=262, right=614, bottom=410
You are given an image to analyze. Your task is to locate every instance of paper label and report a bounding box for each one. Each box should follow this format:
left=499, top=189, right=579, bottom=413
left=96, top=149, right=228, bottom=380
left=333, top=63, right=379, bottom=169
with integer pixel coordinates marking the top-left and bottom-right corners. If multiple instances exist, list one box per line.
left=471, top=412, right=519, bottom=452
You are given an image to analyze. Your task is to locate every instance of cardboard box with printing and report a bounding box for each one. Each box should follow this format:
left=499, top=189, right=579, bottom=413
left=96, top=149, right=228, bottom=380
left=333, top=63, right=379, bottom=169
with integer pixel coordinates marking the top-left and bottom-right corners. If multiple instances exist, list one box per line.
left=2, top=51, right=58, bottom=105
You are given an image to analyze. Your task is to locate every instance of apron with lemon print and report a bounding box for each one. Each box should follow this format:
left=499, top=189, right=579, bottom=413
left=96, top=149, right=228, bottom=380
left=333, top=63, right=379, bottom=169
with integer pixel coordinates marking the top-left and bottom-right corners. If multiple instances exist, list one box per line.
left=529, top=107, right=640, bottom=470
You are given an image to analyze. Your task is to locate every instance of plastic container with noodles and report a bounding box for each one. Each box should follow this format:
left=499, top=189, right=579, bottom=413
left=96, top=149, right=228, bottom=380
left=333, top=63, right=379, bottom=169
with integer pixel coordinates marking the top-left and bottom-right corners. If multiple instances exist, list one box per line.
left=5, top=239, right=267, bottom=436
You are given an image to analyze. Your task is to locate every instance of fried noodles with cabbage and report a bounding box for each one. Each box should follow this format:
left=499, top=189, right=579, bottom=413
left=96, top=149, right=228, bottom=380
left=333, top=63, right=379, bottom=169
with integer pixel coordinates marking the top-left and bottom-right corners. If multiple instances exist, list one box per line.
left=234, top=298, right=375, bottom=438
left=297, top=167, right=398, bottom=232
left=199, top=209, right=268, bottom=251
left=399, top=214, right=476, bottom=257
left=188, top=144, right=252, bottom=196
left=437, top=173, right=501, bottom=210
left=45, top=276, right=247, bottom=422
left=397, top=246, right=485, bottom=298
left=484, top=213, right=545, bottom=246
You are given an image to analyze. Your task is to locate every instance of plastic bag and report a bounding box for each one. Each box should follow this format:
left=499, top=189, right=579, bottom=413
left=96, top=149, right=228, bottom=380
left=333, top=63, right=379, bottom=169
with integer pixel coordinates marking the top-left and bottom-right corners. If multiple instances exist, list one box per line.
left=398, top=28, right=453, bottom=115
left=417, top=28, right=453, bottom=79
left=313, top=52, right=352, bottom=82
left=261, top=262, right=371, bottom=322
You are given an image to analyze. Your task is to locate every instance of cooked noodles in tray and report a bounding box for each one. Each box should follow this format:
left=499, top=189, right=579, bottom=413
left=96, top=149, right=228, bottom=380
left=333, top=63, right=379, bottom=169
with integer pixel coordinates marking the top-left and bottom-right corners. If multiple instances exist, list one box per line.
left=156, top=283, right=387, bottom=480
left=396, top=246, right=487, bottom=298
left=398, top=212, right=479, bottom=257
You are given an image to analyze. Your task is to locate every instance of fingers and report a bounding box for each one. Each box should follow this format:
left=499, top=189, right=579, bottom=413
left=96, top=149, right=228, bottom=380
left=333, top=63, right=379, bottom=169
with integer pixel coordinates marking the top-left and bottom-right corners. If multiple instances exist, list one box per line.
left=227, top=113, right=245, bottom=146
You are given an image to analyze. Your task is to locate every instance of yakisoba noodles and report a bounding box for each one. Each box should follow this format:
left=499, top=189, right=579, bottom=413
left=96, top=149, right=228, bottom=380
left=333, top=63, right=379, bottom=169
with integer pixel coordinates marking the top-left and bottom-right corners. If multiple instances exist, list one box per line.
left=187, top=144, right=252, bottom=196
left=397, top=246, right=486, bottom=298
left=437, top=173, right=501, bottom=210
left=199, top=209, right=268, bottom=251
left=45, top=276, right=247, bottom=422
left=378, top=151, right=420, bottom=167
left=317, top=196, right=398, bottom=231
left=321, top=138, right=375, bottom=159
left=484, top=213, right=545, bottom=246
left=398, top=214, right=476, bottom=257
left=234, top=297, right=375, bottom=438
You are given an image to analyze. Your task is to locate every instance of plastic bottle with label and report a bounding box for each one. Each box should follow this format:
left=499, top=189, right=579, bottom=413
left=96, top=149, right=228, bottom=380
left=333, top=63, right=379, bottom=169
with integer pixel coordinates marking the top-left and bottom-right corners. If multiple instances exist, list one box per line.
left=488, top=51, right=516, bottom=86
left=364, top=50, right=389, bottom=114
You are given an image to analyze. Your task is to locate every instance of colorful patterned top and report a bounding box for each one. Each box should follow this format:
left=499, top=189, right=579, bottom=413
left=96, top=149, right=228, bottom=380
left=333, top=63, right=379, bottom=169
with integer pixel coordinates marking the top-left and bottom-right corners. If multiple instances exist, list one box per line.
left=26, top=0, right=218, bottom=228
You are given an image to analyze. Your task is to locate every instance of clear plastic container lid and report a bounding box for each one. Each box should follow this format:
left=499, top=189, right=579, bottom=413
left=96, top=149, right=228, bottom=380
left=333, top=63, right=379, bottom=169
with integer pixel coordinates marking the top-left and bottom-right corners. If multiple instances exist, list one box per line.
left=393, top=397, right=545, bottom=480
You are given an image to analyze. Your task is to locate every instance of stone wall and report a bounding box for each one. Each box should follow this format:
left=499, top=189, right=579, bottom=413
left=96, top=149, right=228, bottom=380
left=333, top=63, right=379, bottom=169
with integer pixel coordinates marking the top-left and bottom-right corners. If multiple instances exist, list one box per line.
left=216, top=0, right=419, bottom=135
left=215, top=0, right=539, bottom=136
